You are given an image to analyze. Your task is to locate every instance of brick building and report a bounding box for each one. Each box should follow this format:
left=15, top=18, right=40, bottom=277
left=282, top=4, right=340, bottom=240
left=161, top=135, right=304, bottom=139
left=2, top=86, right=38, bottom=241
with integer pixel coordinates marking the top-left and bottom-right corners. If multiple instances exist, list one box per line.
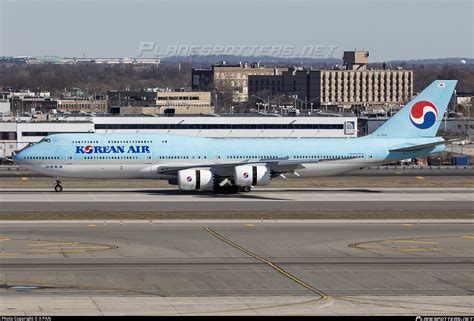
left=248, top=51, right=413, bottom=109
left=192, top=61, right=288, bottom=102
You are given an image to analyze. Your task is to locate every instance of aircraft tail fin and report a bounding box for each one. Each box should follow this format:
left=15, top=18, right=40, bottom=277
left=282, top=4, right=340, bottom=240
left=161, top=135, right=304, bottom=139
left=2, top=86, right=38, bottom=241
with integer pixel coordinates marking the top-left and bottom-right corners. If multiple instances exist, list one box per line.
left=371, top=80, right=457, bottom=138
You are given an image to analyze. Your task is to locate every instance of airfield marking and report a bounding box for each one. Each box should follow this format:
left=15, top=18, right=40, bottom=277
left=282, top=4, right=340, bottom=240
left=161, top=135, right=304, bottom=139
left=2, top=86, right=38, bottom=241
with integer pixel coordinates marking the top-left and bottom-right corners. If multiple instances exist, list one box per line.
left=0, top=237, right=118, bottom=255
left=347, top=234, right=474, bottom=253
left=398, top=247, right=442, bottom=252
left=204, top=227, right=330, bottom=300
left=383, top=240, right=439, bottom=245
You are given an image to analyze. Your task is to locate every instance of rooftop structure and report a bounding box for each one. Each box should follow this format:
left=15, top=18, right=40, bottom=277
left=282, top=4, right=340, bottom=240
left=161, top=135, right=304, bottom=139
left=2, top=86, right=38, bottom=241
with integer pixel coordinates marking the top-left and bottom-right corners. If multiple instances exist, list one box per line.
left=192, top=61, right=288, bottom=102
left=107, top=89, right=214, bottom=115
left=343, top=50, right=369, bottom=70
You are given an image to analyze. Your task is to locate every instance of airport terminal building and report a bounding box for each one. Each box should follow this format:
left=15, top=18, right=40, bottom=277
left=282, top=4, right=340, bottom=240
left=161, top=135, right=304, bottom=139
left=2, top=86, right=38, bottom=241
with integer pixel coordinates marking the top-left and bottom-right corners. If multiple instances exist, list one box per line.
left=0, top=116, right=358, bottom=157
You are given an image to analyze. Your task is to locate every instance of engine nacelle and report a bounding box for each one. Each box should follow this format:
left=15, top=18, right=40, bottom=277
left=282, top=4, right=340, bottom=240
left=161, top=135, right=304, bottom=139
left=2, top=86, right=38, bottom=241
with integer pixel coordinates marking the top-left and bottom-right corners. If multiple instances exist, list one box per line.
left=177, top=169, right=214, bottom=191
left=234, top=165, right=271, bottom=187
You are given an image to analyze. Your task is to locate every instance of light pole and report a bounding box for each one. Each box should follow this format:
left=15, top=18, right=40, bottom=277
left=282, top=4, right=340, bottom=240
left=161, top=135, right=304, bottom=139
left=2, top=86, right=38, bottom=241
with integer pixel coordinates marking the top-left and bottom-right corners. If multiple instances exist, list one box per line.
left=468, top=99, right=472, bottom=139
left=293, top=96, right=319, bottom=114
left=307, top=97, right=319, bottom=114
left=252, top=95, right=268, bottom=114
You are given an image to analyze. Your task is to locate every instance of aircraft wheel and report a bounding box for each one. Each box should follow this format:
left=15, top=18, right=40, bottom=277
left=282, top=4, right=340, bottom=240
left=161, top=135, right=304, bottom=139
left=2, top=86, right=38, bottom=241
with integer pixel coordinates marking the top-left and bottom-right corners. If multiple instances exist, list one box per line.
left=242, top=186, right=251, bottom=192
left=54, top=184, right=63, bottom=192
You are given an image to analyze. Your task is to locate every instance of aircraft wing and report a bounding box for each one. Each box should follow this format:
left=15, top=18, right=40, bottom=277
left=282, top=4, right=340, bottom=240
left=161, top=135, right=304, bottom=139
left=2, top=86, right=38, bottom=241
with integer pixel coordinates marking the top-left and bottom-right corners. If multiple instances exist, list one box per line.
left=156, top=156, right=358, bottom=174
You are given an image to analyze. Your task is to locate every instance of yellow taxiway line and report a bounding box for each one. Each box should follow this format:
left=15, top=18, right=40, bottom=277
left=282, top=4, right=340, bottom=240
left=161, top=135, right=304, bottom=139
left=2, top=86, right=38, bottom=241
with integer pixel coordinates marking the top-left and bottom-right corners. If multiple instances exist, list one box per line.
left=205, top=227, right=330, bottom=300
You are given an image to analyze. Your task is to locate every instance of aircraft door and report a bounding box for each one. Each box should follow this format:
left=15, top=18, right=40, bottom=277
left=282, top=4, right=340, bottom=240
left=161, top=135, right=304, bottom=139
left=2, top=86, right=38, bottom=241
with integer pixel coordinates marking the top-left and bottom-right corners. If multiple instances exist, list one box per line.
left=66, top=153, right=74, bottom=165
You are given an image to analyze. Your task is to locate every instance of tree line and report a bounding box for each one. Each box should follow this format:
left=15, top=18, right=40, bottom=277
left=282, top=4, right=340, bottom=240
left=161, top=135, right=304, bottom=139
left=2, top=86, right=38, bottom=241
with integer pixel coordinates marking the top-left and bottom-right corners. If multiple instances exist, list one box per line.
left=0, top=62, right=192, bottom=96
left=0, top=61, right=472, bottom=96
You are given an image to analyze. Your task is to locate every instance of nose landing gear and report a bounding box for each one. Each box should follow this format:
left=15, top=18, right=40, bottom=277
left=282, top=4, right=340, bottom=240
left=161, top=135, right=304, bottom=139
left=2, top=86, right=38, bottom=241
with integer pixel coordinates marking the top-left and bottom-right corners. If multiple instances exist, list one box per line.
left=53, top=179, right=63, bottom=192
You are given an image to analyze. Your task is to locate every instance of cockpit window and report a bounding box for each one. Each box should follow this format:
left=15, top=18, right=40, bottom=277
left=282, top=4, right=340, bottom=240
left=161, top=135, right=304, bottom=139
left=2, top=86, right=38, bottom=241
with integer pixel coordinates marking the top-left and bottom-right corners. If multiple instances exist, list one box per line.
left=39, top=138, right=51, bottom=143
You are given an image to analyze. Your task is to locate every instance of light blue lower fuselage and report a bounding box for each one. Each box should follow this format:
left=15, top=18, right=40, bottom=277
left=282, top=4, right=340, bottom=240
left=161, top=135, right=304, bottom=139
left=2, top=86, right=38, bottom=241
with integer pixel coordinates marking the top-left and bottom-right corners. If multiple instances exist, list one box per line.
left=13, top=133, right=444, bottom=179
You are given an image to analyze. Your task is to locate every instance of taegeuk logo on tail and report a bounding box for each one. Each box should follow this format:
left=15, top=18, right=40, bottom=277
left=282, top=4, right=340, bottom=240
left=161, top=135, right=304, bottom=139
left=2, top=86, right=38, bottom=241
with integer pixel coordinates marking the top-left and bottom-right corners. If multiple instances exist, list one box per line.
left=409, top=100, right=438, bottom=129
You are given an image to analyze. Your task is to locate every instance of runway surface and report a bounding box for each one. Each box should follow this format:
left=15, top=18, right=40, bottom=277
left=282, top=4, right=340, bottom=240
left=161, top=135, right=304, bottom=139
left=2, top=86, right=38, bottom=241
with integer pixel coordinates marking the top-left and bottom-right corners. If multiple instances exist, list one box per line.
left=0, top=221, right=473, bottom=315
left=0, top=187, right=473, bottom=212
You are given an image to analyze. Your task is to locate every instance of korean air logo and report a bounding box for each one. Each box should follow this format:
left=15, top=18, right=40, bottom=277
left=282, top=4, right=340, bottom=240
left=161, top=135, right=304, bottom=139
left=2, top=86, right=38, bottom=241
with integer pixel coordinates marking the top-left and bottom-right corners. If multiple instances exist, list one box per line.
left=243, top=172, right=249, bottom=179
left=409, top=100, right=438, bottom=129
left=75, top=145, right=150, bottom=154
left=186, top=176, right=193, bottom=182
left=84, top=145, right=94, bottom=154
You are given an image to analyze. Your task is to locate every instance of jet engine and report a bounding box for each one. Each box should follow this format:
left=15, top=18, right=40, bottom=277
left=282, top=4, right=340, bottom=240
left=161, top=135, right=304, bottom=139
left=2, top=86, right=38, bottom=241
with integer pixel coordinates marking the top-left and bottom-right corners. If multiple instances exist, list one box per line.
left=177, top=169, right=214, bottom=191
left=234, top=165, right=271, bottom=187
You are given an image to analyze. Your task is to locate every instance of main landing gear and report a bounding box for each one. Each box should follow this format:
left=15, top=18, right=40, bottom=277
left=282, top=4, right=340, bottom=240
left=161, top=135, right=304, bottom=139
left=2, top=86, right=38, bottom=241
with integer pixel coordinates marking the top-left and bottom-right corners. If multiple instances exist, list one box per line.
left=213, top=184, right=252, bottom=194
left=240, top=186, right=252, bottom=193
left=212, top=178, right=253, bottom=194
left=53, top=179, right=63, bottom=192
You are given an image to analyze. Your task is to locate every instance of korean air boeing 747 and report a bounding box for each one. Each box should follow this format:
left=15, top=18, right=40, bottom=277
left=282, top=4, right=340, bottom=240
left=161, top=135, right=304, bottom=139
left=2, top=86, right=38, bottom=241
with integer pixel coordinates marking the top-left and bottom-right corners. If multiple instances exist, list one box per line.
left=12, top=80, right=457, bottom=193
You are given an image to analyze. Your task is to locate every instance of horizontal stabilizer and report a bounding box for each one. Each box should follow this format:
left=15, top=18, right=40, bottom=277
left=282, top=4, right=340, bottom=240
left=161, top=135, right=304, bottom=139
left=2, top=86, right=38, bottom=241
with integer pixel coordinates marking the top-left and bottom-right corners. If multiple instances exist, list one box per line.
left=389, top=139, right=462, bottom=152
left=0, top=156, right=13, bottom=163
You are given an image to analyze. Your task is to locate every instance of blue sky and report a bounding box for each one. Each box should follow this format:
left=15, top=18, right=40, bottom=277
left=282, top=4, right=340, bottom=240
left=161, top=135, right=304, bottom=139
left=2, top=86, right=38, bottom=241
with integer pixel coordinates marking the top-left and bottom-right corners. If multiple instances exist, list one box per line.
left=0, top=0, right=472, bottom=61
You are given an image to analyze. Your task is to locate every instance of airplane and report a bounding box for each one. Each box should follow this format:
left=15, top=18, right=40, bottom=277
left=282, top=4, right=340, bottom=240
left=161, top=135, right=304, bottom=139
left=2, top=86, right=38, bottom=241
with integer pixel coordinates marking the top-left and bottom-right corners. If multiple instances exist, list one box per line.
left=11, top=80, right=457, bottom=193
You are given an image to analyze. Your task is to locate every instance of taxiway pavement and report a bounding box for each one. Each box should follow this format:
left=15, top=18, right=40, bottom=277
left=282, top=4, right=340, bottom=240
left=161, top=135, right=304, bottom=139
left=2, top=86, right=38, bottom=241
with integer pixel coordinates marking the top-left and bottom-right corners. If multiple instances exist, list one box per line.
left=0, top=187, right=472, bottom=212
left=0, top=221, right=473, bottom=315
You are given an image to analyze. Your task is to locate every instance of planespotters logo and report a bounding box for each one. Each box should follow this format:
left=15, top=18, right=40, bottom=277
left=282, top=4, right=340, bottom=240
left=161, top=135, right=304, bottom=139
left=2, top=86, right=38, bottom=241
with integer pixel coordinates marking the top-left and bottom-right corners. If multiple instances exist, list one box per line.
left=415, top=317, right=473, bottom=321
left=409, top=100, right=438, bottom=129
